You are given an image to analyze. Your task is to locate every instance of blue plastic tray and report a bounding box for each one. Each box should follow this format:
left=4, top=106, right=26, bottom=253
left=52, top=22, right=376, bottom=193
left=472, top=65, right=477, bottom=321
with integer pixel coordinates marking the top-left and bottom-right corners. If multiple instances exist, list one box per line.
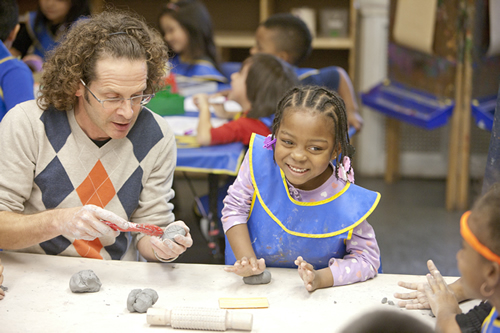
left=361, top=80, right=454, bottom=129
left=471, top=95, right=496, bottom=132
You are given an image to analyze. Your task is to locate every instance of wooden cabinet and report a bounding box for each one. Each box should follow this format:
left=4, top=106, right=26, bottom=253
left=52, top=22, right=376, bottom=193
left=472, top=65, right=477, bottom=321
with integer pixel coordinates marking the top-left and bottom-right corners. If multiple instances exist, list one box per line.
left=204, top=0, right=358, bottom=81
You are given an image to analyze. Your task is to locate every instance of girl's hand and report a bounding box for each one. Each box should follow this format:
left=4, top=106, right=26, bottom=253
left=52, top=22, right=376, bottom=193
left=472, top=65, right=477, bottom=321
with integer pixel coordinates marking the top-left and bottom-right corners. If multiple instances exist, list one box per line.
left=193, top=93, right=209, bottom=110
left=224, top=256, right=266, bottom=277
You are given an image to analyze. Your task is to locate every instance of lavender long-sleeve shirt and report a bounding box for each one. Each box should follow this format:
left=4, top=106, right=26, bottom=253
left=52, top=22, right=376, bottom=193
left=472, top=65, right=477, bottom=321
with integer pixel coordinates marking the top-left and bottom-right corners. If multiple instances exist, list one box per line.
left=221, top=152, right=380, bottom=286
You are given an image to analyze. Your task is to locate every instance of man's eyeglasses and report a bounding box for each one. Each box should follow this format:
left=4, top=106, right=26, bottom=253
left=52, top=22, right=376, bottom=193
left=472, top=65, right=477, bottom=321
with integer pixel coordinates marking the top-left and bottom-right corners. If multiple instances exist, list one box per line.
left=80, top=79, right=154, bottom=110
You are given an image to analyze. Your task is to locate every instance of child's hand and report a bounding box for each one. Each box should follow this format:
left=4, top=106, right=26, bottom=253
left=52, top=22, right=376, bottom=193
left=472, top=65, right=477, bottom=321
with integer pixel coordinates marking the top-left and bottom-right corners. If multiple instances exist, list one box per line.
left=224, top=256, right=266, bottom=277
left=295, top=256, right=321, bottom=292
left=395, top=260, right=461, bottom=309
left=423, top=260, right=462, bottom=317
left=193, top=93, right=209, bottom=110
left=394, top=280, right=430, bottom=309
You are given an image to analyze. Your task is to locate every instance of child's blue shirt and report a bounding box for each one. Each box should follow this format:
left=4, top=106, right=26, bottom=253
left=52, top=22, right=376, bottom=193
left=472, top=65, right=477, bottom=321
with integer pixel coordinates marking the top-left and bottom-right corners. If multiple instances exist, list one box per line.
left=0, top=41, right=34, bottom=121
left=169, top=55, right=227, bottom=84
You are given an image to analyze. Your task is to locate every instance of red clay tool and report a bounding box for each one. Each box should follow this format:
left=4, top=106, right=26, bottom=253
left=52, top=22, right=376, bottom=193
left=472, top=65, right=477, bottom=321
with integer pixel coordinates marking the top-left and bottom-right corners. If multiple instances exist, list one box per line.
left=102, top=220, right=164, bottom=237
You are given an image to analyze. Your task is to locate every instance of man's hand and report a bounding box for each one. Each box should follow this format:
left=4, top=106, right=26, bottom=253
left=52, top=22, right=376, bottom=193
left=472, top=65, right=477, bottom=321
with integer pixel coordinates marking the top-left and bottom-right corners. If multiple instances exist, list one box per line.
left=150, top=221, right=193, bottom=261
left=60, top=205, right=130, bottom=241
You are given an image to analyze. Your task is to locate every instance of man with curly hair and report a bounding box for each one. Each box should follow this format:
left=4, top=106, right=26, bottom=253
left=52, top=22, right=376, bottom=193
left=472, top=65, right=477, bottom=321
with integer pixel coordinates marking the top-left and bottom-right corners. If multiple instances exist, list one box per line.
left=0, top=10, right=193, bottom=262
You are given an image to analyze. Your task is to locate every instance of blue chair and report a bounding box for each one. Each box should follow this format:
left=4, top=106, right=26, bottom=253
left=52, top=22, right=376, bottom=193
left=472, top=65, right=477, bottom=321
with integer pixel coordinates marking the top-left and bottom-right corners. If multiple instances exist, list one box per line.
left=220, top=62, right=242, bottom=81
left=299, top=66, right=341, bottom=92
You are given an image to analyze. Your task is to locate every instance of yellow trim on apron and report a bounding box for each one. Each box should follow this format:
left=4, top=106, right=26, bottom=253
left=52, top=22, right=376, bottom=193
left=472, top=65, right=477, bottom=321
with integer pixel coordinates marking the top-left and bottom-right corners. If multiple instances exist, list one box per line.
left=247, top=133, right=381, bottom=239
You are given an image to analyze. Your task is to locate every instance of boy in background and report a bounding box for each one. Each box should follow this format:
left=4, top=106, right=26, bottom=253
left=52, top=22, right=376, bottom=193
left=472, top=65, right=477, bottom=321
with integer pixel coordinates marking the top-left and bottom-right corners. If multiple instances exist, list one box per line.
left=250, top=13, right=363, bottom=131
left=0, top=0, right=34, bottom=121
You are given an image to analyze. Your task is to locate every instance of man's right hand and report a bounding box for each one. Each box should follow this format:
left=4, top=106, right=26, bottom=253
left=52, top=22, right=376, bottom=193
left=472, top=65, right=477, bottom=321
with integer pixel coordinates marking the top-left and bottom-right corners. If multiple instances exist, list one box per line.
left=60, top=205, right=129, bottom=241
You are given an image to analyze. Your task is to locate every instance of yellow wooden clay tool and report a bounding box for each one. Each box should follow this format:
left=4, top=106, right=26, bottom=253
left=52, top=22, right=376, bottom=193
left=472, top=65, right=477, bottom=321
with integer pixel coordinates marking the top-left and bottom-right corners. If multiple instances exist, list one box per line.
left=175, top=135, right=200, bottom=148
left=218, top=297, right=269, bottom=309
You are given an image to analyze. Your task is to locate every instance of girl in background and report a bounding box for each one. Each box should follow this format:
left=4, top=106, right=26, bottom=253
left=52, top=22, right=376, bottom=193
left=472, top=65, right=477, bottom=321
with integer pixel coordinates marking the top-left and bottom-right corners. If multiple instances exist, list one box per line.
left=222, top=86, right=381, bottom=291
left=194, top=53, right=298, bottom=146
left=11, top=0, right=90, bottom=71
left=159, top=0, right=226, bottom=84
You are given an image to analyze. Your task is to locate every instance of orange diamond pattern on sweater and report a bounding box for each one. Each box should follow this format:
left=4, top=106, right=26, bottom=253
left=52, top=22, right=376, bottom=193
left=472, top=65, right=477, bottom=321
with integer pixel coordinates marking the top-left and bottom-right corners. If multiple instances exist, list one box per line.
left=75, top=160, right=116, bottom=259
left=76, top=160, right=116, bottom=207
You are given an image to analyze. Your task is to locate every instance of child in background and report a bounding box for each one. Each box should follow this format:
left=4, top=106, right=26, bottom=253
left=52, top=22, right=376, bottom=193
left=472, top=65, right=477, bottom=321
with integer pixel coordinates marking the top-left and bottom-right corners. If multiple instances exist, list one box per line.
left=10, top=0, right=90, bottom=71
left=195, top=53, right=298, bottom=146
left=159, top=0, right=226, bottom=84
left=395, top=184, right=500, bottom=333
left=222, top=86, right=381, bottom=291
left=250, top=13, right=363, bottom=132
left=0, top=0, right=35, bottom=121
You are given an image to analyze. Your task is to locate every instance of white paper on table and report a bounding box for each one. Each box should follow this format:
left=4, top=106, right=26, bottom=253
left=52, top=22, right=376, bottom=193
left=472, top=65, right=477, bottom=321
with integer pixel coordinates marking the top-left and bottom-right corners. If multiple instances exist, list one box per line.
left=393, top=0, right=437, bottom=55
left=487, top=0, right=500, bottom=56
left=183, top=96, right=243, bottom=113
left=164, top=116, right=228, bottom=136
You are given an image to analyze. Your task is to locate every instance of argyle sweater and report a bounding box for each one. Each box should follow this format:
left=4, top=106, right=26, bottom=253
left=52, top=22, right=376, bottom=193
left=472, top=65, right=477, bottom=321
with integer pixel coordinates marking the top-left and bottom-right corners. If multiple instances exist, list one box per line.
left=0, top=100, right=176, bottom=260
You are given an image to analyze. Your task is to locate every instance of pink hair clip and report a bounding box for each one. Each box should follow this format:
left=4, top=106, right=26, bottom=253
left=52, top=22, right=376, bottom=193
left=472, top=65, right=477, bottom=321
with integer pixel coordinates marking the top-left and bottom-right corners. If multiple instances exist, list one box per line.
left=263, top=136, right=276, bottom=150
left=338, top=156, right=355, bottom=183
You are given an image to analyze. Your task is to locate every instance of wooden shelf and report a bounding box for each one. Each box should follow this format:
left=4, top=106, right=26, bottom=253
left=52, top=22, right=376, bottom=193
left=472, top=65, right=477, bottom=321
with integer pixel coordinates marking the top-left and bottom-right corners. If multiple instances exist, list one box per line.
left=214, top=31, right=354, bottom=50
left=312, top=37, right=354, bottom=49
left=214, top=31, right=255, bottom=48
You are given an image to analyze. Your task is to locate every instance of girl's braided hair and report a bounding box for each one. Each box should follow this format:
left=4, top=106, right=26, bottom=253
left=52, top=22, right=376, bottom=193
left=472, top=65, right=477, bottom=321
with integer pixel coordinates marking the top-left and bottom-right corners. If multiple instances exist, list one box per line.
left=271, top=85, right=355, bottom=179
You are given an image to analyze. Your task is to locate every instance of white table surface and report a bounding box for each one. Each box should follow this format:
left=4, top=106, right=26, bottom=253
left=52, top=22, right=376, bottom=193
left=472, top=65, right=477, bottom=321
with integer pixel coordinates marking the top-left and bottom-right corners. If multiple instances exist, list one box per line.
left=0, top=251, right=476, bottom=332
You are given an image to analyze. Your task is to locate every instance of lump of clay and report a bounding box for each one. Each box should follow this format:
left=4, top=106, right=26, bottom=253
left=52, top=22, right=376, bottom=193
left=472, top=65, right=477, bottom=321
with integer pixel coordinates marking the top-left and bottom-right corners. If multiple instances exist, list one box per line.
left=243, top=270, right=271, bottom=285
left=127, top=288, right=159, bottom=313
left=161, top=224, right=187, bottom=244
left=69, top=270, right=102, bottom=293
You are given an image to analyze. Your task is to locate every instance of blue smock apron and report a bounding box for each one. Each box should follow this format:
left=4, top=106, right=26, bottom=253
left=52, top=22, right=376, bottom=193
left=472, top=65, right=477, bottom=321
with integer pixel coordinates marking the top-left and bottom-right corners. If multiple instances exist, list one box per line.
left=225, top=133, right=381, bottom=268
left=482, top=307, right=500, bottom=333
left=26, top=12, right=59, bottom=59
left=169, top=55, right=227, bottom=83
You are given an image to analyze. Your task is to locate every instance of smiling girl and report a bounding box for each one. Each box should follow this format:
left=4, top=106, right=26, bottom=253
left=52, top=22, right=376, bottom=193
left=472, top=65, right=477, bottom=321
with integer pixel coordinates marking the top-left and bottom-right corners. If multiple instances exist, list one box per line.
left=221, top=86, right=381, bottom=291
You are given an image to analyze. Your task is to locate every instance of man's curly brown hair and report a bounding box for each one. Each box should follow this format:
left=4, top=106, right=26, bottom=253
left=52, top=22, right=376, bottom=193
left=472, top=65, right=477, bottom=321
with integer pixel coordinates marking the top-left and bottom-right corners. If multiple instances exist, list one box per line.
left=38, top=9, right=169, bottom=111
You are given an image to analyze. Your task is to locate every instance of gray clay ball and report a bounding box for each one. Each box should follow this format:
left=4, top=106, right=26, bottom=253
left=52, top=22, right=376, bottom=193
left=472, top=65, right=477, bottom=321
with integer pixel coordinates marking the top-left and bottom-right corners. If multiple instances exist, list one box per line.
left=243, top=270, right=272, bottom=285
left=381, top=297, right=387, bottom=304
left=69, top=269, right=102, bottom=293
left=127, top=288, right=159, bottom=313
left=162, top=224, right=187, bottom=243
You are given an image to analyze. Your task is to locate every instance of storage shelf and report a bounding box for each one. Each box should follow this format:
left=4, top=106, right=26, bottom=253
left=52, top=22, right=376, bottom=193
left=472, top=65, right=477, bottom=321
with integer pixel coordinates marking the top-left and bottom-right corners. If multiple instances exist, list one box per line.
left=214, top=31, right=354, bottom=50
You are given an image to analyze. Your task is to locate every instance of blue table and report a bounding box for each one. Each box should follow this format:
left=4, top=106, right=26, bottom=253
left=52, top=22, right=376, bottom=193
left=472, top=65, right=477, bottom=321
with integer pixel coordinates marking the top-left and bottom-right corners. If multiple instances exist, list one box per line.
left=163, top=115, right=246, bottom=261
left=176, top=142, right=245, bottom=176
